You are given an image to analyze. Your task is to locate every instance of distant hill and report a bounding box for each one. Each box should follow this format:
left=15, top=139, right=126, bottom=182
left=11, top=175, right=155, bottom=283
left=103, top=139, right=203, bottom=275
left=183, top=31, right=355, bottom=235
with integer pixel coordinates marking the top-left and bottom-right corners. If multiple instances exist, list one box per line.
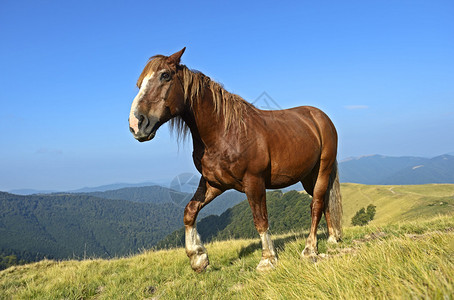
left=0, top=187, right=245, bottom=266
left=85, top=185, right=182, bottom=205
left=84, top=186, right=245, bottom=217
left=0, top=191, right=181, bottom=262
left=7, top=183, right=245, bottom=217
left=339, top=154, right=454, bottom=184
left=381, top=155, right=454, bottom=184
left=7, top=182, right=157, bottom=195
left=67, top=182, right=157, bottom=193
left=7, top=189, right=58, bottom=195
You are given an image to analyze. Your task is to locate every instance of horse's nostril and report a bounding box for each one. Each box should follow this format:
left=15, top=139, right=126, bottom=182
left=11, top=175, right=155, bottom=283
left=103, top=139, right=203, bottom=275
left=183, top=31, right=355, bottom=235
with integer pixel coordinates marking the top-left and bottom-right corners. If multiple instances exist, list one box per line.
left=129, top=126, right=135, bottom=134
left=138, top=115, right=145, bottom=127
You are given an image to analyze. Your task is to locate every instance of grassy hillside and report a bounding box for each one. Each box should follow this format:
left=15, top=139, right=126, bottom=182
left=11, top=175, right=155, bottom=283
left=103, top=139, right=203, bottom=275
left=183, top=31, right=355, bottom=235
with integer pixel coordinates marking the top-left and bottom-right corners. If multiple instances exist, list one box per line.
left=1, top=215, right=452, bottom=299
left=341, top=183, right=454, bottom=225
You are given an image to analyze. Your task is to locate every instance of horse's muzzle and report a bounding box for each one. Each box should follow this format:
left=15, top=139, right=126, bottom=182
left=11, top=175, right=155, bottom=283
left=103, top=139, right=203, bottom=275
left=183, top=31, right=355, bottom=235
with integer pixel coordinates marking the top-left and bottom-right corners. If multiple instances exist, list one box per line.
left=129, top=114, right=161, bottom=142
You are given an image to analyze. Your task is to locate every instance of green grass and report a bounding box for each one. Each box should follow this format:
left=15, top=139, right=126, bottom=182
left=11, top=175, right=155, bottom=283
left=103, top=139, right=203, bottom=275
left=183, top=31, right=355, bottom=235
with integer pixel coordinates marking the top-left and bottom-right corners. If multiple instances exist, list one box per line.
left=1, top=184, right=454, bottom=299
left=1, top=214, right=453, bottom=299
left=341, top=183, right=454, bottom=225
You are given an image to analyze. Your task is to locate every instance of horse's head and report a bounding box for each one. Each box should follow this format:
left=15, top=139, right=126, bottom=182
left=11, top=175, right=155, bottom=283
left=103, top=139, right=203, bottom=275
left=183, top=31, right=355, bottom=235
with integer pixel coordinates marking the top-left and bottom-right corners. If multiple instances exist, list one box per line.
left=129, top=48, right=186, bottom=142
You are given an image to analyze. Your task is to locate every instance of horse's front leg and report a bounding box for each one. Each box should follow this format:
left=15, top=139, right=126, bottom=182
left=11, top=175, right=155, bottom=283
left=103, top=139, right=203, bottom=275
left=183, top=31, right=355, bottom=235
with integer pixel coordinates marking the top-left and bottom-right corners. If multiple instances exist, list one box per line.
left=184, top=177, right=222, bottom=272
left=245, top=176, right=278, bottom=271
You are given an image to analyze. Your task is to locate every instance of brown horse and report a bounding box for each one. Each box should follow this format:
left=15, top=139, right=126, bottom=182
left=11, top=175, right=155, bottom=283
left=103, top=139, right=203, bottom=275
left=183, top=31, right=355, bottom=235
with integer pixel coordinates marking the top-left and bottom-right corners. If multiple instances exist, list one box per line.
left=128, top=48, right=342, bottom=272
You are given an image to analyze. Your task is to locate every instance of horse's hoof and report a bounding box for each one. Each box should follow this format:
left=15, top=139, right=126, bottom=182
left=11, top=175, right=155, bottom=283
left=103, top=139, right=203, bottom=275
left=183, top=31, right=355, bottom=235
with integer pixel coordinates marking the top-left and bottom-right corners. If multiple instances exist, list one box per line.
left=190, top=253, right=209, bottom=273
left=327, top=236, right=338, bottom=244
left=256, top=257, right=277, bottom=272
left=301, top=246, right=317, bottom=258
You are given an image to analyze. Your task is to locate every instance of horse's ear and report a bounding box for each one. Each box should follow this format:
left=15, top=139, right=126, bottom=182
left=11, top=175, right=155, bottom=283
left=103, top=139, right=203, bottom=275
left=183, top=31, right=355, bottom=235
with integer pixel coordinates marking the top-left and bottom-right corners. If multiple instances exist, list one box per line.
left=167, top=47, right=186, bottom=65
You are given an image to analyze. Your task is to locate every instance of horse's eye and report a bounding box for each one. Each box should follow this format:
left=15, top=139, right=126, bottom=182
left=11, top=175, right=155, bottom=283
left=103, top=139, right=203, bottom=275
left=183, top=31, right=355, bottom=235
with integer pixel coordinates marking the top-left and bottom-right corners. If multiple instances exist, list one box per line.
left=161, top=72, right=171, bottom=81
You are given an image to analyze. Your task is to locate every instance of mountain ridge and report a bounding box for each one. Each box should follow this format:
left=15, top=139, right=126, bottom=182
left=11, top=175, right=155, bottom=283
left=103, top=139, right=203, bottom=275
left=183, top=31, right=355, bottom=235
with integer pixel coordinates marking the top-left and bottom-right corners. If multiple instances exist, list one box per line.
left=339, top=154, right=454, bottom=184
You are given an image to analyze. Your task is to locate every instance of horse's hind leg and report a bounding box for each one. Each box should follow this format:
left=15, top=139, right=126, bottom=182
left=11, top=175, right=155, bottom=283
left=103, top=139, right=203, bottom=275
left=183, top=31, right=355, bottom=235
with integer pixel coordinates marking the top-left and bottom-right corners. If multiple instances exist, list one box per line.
left=302, top=161, right=333, bottom=257
left=244, top=175, right=277, bottom=272
left=324, top=201, right=339, bottom=244
left=184, top=177, right=222, bottom=272
left=303, top=177, right=338, bottom=245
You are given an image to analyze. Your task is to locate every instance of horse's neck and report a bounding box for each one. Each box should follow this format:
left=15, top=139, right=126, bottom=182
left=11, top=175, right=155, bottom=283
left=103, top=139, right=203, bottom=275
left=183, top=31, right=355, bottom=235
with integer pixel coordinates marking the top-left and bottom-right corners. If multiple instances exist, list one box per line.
left=182, top=88, right=226, bottom=149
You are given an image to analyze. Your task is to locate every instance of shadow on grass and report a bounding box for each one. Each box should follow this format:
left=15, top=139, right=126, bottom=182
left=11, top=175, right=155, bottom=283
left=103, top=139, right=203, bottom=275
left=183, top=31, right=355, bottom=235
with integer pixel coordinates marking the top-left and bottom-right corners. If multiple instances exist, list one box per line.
left=237, top=231, right=330, bottom=259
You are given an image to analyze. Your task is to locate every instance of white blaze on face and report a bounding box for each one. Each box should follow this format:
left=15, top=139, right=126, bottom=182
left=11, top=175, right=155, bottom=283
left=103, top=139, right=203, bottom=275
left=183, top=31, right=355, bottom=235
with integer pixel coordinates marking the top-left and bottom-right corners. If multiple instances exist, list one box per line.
left=129, top=73, right=154, bottom=134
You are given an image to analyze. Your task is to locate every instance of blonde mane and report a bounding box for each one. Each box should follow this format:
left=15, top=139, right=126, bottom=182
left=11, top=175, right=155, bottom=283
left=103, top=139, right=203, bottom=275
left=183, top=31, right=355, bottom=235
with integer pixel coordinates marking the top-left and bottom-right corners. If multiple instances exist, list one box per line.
left=137, top=55, right=257, bottom=140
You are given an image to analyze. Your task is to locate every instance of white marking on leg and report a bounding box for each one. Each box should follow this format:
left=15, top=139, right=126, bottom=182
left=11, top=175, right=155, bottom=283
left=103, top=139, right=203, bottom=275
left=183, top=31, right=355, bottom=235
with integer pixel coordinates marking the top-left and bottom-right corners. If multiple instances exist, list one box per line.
left=185, top=226, right=204, bottom=253
left=257, top=230, right=277, bottom=271
left=185, top=226, right=209, bottom=272
left=260, top=230, right=276, bottom=258
left=129, top=73, right=154, bottom=134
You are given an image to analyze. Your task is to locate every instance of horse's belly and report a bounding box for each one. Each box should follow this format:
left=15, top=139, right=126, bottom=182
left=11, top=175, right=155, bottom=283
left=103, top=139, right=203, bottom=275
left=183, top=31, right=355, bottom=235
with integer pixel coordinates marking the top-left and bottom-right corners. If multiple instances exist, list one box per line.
left=266, top=160, right=317, bottom=188
left=266, top=137, right=320, bottom=188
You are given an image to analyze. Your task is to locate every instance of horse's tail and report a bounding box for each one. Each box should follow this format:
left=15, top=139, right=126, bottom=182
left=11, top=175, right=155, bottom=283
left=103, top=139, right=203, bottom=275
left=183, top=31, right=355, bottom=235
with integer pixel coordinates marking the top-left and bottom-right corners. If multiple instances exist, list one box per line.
left=324, top=161, right=343, bottom=240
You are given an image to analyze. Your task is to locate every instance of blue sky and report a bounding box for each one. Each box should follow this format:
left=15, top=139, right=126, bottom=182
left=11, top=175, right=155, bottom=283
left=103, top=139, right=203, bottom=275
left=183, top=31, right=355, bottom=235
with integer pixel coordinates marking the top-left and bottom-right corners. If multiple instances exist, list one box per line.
left=0, top=0, right=453, bottom=191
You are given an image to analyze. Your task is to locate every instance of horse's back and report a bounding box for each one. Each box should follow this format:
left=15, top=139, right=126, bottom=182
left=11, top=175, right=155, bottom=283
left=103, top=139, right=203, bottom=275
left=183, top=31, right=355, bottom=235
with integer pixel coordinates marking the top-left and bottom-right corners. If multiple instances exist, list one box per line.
left=259, top=105, right=337, bottom=147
